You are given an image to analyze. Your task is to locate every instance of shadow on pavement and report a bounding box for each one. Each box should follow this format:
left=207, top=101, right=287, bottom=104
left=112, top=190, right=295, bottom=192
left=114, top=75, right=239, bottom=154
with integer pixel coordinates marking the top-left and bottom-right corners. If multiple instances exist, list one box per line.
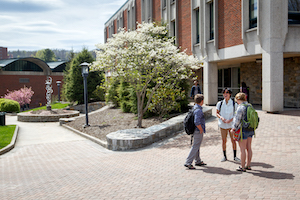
left=250, top=162, right=274, bottom=169
left=247, top=170, right=295, bottom=180
left=196, top=166, right=240, bottom=175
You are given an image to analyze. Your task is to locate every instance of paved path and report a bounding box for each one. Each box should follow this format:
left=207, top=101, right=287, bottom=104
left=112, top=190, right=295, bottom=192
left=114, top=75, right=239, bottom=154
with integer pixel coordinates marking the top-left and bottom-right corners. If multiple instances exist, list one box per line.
left=0, top=107, right=299, bottom=199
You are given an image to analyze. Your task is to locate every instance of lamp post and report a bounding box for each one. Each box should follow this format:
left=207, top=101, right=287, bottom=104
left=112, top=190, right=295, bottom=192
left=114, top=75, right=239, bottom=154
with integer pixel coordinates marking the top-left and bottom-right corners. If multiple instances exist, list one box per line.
left=56, top=81, right=61, bottom=103
left=80, top=62, right=90, bottom=128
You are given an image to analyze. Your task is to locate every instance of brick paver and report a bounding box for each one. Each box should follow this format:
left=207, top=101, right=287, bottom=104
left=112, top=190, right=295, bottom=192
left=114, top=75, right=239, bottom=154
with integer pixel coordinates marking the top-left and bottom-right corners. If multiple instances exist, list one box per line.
left=0, top=107, right=299, bottom=199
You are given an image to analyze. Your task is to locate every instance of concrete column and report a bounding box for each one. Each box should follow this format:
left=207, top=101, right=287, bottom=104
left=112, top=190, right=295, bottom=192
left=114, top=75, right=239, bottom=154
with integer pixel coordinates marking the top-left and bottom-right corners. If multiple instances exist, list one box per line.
left=203, top=61, right=218, bottom=105
left=262, top=50, right=284, bottom=112
left=259, top=0, right=287, bottom=112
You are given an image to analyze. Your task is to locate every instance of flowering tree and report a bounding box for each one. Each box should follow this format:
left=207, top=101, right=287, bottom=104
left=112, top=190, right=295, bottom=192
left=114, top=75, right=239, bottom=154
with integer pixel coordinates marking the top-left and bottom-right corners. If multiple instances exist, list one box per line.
left=3, top=86, right=34, bottom=106
left=92, top=22, right=202, bottom=127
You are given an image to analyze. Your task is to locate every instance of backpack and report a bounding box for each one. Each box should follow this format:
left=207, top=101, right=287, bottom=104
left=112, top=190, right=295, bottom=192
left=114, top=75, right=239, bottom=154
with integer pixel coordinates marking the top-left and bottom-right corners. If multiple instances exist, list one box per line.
left=184, top=107, right=199, bottom=135
left=237, top=103, right=259, bottom=141
left=242, top=103, right=259, bottom=130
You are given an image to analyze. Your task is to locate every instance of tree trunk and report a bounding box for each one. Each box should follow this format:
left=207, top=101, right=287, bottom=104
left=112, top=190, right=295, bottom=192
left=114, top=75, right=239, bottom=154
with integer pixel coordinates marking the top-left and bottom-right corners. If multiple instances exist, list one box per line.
left=136, top=92, right=143, bottom=128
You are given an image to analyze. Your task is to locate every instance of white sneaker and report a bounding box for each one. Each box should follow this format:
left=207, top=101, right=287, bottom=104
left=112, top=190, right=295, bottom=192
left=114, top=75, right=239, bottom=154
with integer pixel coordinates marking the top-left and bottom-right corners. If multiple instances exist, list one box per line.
left=234, top=157, right=241, bottom=162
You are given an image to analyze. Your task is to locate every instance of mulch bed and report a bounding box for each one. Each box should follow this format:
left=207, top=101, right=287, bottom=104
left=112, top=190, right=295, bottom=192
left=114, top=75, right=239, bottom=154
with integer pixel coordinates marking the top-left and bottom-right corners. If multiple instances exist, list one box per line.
left=66, top=107, right=166, bottom=141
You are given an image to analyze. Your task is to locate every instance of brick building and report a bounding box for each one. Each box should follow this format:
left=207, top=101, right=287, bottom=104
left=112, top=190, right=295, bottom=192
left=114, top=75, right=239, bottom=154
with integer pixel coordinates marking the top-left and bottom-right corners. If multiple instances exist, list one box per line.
left=0, top=58, right=66, bottom=108
left=104, top=0, right=300, bottom=111
left=0, top=47, right=8, bottom=60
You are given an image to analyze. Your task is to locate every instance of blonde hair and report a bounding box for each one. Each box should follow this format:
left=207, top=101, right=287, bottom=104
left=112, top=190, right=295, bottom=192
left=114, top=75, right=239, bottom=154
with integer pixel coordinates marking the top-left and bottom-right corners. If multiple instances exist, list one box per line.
left=194, top=94, right=204, bottom=104
left=235, top=92, right=246, bottom=101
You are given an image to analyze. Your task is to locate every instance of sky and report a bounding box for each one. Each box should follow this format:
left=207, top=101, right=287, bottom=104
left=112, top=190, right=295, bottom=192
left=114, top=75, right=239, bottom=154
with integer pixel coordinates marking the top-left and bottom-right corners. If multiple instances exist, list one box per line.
left=0, top=0, right=126, bottom=52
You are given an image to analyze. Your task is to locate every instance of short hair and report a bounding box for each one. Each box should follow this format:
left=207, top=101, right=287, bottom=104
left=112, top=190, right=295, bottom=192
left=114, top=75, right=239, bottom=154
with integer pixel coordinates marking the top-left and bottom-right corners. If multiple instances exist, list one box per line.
left=194, top=94, right=204, bottom=104
left=222, top=87, right=232, bottom=94
left=193, top=80, right=198, bottom=84
left=235, top=92, right=246, bottom=101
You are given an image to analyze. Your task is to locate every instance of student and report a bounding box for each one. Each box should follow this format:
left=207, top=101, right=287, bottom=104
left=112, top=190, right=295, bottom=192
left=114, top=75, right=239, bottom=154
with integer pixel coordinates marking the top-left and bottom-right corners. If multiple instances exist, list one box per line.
left=190, top=80, right=202, bottom=99
left=216, top=88, right=240, bottom=162
left=184, top=94, right=206, bottom=169
left=231, top=92, right=254, bottom=172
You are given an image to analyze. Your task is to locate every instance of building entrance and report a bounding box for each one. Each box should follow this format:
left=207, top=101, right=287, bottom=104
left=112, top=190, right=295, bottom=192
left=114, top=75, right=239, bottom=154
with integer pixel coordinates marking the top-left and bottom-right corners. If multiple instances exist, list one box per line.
left=218, top=67, right=240, bottom=100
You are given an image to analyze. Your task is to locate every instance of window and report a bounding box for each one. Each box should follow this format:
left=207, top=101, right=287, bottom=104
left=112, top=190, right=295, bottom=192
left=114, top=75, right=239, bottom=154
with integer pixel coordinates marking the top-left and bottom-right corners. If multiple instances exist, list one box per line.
left=195, top=9, right=200, bottom=43
left=249, top=0, right=257, bottom=29
left=171, top=20, right=176, bottom=40
left=3, top=60, right=43, bottom=72
left=288, top=0, right=300, bottom=24
left=209, top=2, right=214, bottom=40
left=163, top=0, right=167, bottom=8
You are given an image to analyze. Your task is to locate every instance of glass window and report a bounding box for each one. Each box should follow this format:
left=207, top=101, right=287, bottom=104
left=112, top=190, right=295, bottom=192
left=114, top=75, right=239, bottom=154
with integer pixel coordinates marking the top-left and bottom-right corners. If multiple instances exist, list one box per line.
left=209, top=2, right=214, bottom=40
left=249, top=0, right=257, bottom=29
left=163, top=0, right=166, bottom=8
left=288, top=0, right=300, bottom=24
left=196, top=9, right=200, bottom=44
left=3, top=60, right=43, bottom=72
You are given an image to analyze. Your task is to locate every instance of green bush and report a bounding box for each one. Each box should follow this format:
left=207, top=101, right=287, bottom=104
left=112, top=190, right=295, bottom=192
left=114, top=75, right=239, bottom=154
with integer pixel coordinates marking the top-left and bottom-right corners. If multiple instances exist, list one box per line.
left=106, top=77, right=120, bottom=106
left=0, top=98, right=20, bottom=113
left=91, top=85, right=106, bottom=102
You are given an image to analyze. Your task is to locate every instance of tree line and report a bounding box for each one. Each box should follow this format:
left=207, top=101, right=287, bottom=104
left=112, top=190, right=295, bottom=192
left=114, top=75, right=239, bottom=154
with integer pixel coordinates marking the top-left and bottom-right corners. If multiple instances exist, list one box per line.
left=8, top=49, right=96, bottom=61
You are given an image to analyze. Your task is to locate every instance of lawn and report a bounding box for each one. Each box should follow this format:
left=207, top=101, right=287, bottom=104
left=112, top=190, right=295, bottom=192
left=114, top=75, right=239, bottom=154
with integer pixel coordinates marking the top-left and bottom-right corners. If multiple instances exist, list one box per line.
left=23, top=102, right=69, bottom=112
left=0, top=125, right=16, bottom=149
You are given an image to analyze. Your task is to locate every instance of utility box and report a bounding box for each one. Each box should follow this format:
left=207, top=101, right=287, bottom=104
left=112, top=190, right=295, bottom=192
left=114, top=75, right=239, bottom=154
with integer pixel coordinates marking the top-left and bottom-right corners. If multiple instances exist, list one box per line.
left=0, top=112, right=5, bottom=126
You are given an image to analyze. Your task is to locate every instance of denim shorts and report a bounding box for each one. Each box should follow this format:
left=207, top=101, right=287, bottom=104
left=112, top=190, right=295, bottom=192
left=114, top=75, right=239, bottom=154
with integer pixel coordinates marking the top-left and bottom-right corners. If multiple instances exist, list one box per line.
left=241, top=130, right=254, bottom=140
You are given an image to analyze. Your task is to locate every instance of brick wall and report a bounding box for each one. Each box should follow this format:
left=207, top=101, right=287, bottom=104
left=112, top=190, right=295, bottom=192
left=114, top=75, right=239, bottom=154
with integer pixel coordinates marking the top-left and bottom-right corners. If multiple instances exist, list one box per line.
left=0, top=74, right=64, bottom=108
left=124, top=9, right=128, bottom=31
left=136, top=0, right=142, bottom=24
left=218, top=0, right=243, bottom=49
left=284, top=57, right=300, bottom=108
left=153, top=0, right=161, bottom=22
left=114, top=19, right=117, bottom=34
left=178, top=0, right=192, bottom=55
left=240, top=62, right=262, bottom=105
left=0, top=47, right=8, bottom=59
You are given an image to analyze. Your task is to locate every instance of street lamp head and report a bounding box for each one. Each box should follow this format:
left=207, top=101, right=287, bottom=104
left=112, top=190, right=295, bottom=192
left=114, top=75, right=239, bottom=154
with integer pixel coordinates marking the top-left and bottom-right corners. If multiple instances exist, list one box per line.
left=56, top=80, right=61, bottom=86
left=80, top=62, right=90, bottom=76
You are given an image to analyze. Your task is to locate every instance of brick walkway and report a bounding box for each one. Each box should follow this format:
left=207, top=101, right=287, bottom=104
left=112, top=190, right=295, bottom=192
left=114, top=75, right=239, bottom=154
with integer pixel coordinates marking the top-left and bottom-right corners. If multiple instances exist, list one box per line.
left=0, top=107, right=299, bottom=199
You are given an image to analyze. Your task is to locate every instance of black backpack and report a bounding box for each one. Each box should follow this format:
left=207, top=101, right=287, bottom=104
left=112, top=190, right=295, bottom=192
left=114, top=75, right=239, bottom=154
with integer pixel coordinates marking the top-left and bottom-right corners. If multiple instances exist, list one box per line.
left=184, top=107, right=199, bottom=135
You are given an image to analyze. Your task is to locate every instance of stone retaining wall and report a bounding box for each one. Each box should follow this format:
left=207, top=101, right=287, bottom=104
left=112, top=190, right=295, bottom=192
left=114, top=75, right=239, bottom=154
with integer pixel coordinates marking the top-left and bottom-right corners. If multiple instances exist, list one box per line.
left=17, top=110, right=80, bottom=122
left=106, top=106, right=212, bottom=151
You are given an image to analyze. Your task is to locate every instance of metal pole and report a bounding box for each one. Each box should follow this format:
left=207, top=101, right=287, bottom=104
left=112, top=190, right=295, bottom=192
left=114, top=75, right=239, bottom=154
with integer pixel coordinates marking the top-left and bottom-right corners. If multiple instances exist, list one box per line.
left=58, top=85, right=60, bottom=102
left=84, top=74, right=89, bottom=127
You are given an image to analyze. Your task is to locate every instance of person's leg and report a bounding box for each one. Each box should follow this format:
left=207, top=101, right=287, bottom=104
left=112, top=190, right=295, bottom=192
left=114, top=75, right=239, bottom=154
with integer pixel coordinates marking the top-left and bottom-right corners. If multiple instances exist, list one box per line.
left=185, top=132, right=202, bottom=166
left=246, top=137, right=253, bottom=168
left=194, top=133, right=204, bottom=165
left=238, top=139, right=247, bottom=169
left=220, top=128, right=228, bottom=161
left=229, top=129, right=240, bottom=161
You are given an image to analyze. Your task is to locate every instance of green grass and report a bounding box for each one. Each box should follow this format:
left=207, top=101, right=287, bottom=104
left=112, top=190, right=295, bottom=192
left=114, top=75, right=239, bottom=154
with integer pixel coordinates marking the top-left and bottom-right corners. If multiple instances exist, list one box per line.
left=0, top=125, right=16, bottom=149
left=23, top=102, right=69, bottom=112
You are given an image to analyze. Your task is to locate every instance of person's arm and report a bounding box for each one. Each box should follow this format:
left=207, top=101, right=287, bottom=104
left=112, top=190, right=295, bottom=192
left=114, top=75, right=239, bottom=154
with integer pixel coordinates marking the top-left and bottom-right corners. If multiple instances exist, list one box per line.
left=230, top=106, right=244, bottom=133
left=216, top=102, right=226, bottom=123
left=196, top=124, right=204, bottom=134
left=194, top=108, right=204, bottom=134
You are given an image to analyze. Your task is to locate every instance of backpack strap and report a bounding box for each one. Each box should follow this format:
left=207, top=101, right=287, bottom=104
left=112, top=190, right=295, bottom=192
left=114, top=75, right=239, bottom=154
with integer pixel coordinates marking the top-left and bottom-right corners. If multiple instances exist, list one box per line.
left=219, top=100, right=223, bottom=112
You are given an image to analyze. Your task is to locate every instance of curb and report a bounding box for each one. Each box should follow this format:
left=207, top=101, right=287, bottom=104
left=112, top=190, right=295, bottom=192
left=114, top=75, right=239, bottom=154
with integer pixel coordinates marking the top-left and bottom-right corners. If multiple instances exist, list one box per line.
left=0, top=125, right=19, bottom=156
left=62, top=124, right=107, bottom=148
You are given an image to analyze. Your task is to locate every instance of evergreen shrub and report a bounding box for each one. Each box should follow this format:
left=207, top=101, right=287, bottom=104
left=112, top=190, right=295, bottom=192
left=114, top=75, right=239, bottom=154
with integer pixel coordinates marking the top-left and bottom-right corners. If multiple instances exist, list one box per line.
left=0, top=98, right=20, bottom=113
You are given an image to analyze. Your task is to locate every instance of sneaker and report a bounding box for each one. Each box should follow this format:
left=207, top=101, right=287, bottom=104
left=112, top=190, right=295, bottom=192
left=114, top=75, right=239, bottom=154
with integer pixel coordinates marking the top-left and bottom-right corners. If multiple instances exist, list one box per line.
left=195, top=161, right=207, bottom=166
left=221, top=156, right=227, bottom=162
left=184, top=164, right=196, bottom=170
left=234, top=157, right=241, bottom=162
left=236, top=166, right=246, bottom=172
